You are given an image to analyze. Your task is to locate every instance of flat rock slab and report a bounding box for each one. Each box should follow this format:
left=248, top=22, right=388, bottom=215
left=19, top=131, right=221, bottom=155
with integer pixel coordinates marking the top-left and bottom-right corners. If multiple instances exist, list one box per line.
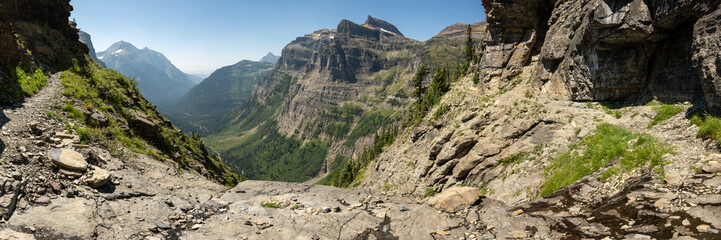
left=0, top=228, right=35, bottom=240
left=184, top=180, right=465, bottom=240
left=427, top=187, right=482, bottom=212
left=8, top=198, right=96, bottom=239
left=48, top=148, right=88, bottom=171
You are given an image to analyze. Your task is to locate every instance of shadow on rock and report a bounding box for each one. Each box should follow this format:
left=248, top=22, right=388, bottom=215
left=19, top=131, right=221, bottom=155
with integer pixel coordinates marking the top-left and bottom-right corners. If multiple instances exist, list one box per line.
left=0, top=109, right=8, bottom=157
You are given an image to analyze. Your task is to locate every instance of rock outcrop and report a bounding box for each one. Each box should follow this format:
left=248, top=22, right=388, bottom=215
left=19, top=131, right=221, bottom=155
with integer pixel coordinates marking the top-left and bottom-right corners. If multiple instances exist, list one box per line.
left=364, top=15, right=404, bottom=36
left=78, top=30, right=105, bottom=67
left=0, top=0, right=85, bottom=104
left=478, top=0, right=721, bottom=107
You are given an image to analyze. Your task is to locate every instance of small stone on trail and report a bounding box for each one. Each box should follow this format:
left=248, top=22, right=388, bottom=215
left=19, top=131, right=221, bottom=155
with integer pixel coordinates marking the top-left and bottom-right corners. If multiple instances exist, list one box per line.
left=35, top=196, right=51, bottom=205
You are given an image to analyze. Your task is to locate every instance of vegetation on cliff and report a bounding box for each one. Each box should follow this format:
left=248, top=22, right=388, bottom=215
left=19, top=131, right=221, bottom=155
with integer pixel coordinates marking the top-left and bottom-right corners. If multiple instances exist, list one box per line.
left=541, top=123, right=673, bottom=196
left=58, top=58, right=242, bottom=187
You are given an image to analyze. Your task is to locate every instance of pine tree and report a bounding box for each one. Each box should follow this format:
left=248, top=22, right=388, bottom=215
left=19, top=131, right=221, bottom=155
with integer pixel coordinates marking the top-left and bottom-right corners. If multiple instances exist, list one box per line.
left=465, top=24, right=475, bottom=67
left=411, top=65, right=430, bottom=100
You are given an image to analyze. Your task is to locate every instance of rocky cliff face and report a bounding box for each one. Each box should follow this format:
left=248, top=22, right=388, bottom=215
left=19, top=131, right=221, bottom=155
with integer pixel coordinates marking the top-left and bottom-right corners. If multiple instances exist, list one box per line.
left=0, top=0, right=85, bottom=104
left=77, top=30, right=105, bottom=67
left=479, top=0, right=721, bottom=105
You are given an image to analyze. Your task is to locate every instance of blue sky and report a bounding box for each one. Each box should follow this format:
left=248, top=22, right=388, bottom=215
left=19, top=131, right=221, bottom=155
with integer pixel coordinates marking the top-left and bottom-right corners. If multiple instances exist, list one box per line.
left=71, top=0, right=485, bottom=74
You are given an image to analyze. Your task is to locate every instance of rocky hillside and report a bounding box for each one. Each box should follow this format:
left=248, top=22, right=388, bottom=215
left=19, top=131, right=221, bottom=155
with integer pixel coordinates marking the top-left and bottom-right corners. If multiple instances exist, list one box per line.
left=98, top=41, right=196, bottom=106
left=348, top=0, right=721, bottom=239
left=201, top=16, right=485, bottom=183
left=164, top=60, right=274, bottom=134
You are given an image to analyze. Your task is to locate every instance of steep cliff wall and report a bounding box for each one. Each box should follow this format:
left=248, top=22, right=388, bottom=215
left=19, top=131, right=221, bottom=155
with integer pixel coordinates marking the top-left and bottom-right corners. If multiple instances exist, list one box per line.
left=0, top=0, right=86, bottom=104
left=479, top=0, right=721, bottom=106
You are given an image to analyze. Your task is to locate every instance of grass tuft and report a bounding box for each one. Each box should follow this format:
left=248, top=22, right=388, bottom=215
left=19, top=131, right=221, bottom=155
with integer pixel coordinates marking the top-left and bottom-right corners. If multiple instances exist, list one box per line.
left=691, top=114, right=721, bottom=147
left=424, top=187, right=437, bottom=198
left=648, top=104, right=683, bottom=128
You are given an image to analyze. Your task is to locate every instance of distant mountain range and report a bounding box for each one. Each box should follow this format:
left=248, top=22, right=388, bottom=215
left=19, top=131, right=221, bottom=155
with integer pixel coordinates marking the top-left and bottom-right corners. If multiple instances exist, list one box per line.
left=186, top=73, right=208, bottom=84
left=164, top=60, right=274, bottom=134
left=98, top=41, right=196, bottom=106
left=260, top=52, right=279, bottom=64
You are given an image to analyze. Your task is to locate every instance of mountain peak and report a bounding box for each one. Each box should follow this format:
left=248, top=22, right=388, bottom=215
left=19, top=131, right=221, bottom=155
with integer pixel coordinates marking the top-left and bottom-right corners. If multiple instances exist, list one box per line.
left=364, top=15, right=403, bottom=36
left=260, top=52, right=280, bottom=63
left=104, top=41, right=140, bottom=54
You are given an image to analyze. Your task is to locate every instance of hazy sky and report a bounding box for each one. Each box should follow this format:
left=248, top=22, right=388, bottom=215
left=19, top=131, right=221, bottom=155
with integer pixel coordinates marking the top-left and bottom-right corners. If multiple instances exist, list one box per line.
left=70, top=0, right=485, bottom=74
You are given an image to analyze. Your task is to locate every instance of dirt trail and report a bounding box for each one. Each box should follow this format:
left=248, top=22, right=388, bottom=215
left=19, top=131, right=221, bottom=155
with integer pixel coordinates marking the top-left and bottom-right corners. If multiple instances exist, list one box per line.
left=1, top=72, right=63, bottom=150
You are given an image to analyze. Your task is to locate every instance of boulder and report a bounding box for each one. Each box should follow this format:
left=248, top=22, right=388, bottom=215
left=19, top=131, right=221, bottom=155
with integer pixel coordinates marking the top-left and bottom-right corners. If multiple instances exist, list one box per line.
left=86, top=109, right=109, bottom=127
left=427, top=187, right=482, bottom=212
left=703, top=161, right=721, bottom=173
left=48, top=148, right=88, bottom=171
left=128, top=109, right=159, bottom=138
left=663, top=164, right=689, bottom=186
left=35, top=196, right=51, bottom=205
left=83, top=167, right=111, bottom=188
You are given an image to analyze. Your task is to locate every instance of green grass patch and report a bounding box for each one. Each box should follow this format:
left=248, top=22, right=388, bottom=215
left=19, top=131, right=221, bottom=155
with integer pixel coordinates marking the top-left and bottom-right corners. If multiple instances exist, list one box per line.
left=500, top=152, right=529, bottom=166
left=648, top=104, right=683, bottom=128
left=15, top=65, right=47, bottom=96
left=691, top=114, right=721, bottom=147
left=260, top=198, right=284, bottom=209
left=62, top=103, right=85, bottom=122
left=601, top=167, right=620, bottom=181
left=541, top=123, right=673, bottom=197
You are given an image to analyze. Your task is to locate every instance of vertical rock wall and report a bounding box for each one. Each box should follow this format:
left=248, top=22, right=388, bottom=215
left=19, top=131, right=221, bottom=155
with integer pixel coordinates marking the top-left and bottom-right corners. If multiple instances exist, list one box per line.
left=480, top=0, right=721, bottom=109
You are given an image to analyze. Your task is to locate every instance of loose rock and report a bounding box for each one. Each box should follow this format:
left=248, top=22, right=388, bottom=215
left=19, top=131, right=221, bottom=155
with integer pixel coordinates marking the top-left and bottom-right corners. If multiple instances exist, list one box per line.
left=49, top=148, right=88, bottom=171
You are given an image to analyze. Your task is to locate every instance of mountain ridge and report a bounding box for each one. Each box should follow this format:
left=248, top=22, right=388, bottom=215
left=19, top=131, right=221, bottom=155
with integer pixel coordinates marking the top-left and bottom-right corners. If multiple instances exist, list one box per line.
left=98, top=41, right=196, bottom=106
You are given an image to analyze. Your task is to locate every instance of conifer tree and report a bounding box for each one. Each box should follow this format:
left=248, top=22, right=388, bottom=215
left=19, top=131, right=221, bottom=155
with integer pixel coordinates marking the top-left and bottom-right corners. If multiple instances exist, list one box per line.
left=465, top=24, right=475, bottom=66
